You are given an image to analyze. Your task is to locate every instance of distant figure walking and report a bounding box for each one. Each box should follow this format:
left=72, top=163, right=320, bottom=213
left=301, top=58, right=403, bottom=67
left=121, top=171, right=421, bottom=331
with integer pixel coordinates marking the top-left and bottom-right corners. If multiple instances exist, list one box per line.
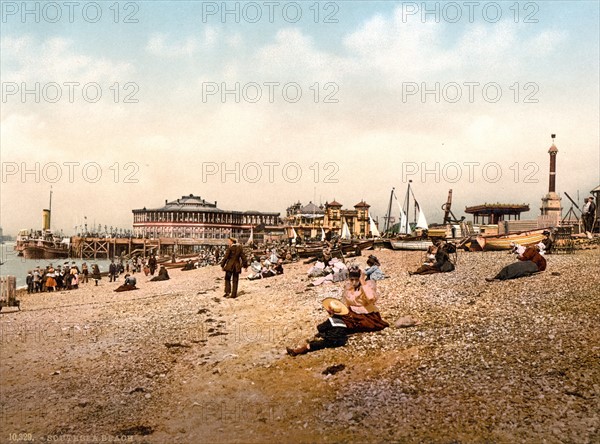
left=91, top=264, right=102, bottom=286
left=220, top=237, right=248, bottom=299
left=148, top=255, right=157, bottom=276
left=109, top=260, right=118, bottom=282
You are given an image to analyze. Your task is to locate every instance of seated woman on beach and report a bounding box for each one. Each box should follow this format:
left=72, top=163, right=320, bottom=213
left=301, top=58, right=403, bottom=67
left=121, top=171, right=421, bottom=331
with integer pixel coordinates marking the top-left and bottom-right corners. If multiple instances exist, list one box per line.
left=409, top=239, right=455, bottom=276
left=150, top=265, right=170, bottom=281
left=287, top=266, right=389, bottom=356
left=364, top=255, right=385, bottom=281
left=114, top=274, right=138, bottom=292
left=182, top=260, right=196, bottom=271
left=486, top=243, right=546, bottom=281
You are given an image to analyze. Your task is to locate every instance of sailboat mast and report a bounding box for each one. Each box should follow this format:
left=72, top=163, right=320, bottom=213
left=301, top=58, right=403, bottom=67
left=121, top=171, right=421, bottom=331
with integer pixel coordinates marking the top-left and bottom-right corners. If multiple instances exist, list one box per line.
left=404, top=180, right=411, bottom=232
left=385, top=187, right=394, bottom=232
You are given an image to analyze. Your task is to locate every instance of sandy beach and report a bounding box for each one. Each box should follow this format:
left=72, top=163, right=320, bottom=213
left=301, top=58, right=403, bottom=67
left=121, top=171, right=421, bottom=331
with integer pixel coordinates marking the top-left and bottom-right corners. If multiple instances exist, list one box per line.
left=1, top=248, right=599, bottom=443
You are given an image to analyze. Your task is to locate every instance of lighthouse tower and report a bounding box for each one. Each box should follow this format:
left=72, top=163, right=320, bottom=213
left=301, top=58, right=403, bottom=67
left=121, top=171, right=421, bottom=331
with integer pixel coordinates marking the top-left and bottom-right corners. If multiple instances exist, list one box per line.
left=540, top=134, right=562, bottom=224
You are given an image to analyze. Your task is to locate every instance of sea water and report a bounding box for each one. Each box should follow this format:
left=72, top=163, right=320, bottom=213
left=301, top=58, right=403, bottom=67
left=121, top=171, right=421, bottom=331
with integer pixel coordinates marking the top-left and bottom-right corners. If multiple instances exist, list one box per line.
left=0, top=242, right=113, bottom=288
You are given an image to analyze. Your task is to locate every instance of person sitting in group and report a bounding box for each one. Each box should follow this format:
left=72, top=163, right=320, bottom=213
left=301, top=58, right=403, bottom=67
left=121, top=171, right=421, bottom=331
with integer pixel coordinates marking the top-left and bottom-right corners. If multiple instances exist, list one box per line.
left=150, top=265, right=170, bottom=281
left=248, top=258, right=278, bottom=280
left=364, top=255, right=385, bottom=281
left=409, top=239, right=455, bottom=275
left=486, top=244, right=546, bottom=281
left=321, top=247, right=333, bottom=267
left=287, top=266, right=388, bottom=356
left=182, top=260, right=196, bottom=271
left=309, top=258, right=349, bottom=286
left=540, top=230, right=554, bottom=254
left=274, top=259, right=284, bottom=275
left=114, top=273, right=138, bottom=292
left=247, top=257, right=263, bottom=280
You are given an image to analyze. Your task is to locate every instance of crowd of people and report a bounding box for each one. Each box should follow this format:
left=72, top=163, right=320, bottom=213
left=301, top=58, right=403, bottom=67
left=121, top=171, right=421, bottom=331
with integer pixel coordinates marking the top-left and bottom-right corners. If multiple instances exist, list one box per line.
left=26, top=261, right=92, bottom=293
left=22, top=230, right=567, bottom=358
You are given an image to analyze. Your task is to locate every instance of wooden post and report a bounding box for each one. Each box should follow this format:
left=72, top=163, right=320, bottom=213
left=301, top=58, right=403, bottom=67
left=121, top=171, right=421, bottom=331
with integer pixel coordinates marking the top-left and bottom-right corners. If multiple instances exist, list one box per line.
left=0, top=275, right=19, bottom=310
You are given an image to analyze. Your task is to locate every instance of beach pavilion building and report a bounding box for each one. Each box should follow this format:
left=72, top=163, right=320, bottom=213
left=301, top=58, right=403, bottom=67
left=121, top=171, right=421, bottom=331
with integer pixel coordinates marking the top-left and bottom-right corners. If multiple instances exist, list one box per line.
left=132, top=194, right=280, bottom=242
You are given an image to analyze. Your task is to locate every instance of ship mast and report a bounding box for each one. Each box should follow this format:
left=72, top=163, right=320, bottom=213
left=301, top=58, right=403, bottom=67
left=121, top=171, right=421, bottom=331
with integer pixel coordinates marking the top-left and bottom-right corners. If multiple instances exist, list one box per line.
left=404, top=180, right=412, bottom=233
left=384, top=187, right=395, bottom=233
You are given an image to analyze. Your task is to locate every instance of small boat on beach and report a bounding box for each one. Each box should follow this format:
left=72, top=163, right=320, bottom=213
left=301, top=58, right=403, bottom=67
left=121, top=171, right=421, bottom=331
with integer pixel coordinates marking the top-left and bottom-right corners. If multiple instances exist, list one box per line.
left=295, top=239, right=374, bottom=258
left=390, top=238, right=433, bottom=251
left=476, top=228, right=549, bottom=251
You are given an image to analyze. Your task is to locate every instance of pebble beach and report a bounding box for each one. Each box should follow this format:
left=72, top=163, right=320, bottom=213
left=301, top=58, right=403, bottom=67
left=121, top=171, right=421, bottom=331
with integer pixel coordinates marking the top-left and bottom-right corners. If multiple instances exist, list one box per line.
left=1, top=248, right=599, bottom=443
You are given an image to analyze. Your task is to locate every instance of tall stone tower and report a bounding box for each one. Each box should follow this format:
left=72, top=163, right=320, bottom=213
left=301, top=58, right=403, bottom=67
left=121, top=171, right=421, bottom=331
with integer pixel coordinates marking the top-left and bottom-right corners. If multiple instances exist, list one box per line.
left=540, top=134, right=562, bottom=223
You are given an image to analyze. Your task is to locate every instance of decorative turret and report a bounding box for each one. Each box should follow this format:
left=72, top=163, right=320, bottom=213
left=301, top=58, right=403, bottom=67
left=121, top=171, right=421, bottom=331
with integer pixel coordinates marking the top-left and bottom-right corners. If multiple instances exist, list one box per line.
left=540, top=134, right=562, bottom=223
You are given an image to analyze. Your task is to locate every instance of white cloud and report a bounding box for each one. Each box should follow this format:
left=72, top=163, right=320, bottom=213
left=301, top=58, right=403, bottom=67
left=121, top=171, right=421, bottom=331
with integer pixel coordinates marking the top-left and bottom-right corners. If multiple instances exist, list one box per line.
left=146, top=27, right=219, bottom=58
left=1, top=35, right=134, bottom=82
left=146, top=33, right=199, bottom=57
left=525, top=30, right=567, bottom=56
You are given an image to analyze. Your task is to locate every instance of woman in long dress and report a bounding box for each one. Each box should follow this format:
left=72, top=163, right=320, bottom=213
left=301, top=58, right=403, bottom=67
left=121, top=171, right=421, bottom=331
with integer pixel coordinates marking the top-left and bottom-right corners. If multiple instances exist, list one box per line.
left=486, top=244, right=546, bottom=281
left=286, top=266, right=388, bottom=356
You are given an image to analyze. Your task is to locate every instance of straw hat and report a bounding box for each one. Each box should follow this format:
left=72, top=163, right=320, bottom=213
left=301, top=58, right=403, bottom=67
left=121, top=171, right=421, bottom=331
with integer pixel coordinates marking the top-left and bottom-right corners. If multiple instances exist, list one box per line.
left=322, top=298, right=349, bottom=316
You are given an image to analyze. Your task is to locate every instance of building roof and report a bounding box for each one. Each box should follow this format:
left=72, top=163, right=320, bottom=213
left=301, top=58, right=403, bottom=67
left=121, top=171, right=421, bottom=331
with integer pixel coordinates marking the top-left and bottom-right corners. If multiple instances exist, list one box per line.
left=548, top=143, right=558, bottom=154
left=300, top=201, right=324, bottom=214
left=140, top=194, right=220, bottom=212
left=465, top=203, right=530, bottom=215
left=354, top=200, right=370, bottom=208
left=133, top=194, right=279, bottom=215
left=327, top=200, right=343, bottom=207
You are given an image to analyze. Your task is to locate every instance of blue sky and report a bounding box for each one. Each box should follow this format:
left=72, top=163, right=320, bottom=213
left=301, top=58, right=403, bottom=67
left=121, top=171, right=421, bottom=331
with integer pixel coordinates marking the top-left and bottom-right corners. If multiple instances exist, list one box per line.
left=1, top=1, right=599, bottom=234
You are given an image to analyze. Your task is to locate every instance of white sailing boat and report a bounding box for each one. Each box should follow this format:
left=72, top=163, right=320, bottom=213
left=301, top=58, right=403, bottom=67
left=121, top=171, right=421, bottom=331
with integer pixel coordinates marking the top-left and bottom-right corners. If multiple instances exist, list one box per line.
left=384, top=182, right=433, bottom=251
left=341, top=220, right=352, bottom=240
left=369, top=216, right=381, bottom=238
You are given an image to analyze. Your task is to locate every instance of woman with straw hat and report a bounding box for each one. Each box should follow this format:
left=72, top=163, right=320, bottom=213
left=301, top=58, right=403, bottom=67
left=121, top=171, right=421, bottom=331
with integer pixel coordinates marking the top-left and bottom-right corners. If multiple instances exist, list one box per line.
left=286, top=266, right=388, bottom=356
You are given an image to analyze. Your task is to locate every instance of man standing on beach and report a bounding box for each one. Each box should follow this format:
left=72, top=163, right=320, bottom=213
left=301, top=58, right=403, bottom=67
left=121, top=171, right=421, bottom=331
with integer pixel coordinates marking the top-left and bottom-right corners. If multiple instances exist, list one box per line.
left=583, top=196, right=596, bottom=233
left=220, top=237, right=248, bottom=299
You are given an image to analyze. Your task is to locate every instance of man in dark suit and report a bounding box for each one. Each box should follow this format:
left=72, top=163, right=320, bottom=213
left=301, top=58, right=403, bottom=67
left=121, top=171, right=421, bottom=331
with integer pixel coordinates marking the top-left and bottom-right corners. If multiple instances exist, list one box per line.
left=221, top=237, right=248, bottom=298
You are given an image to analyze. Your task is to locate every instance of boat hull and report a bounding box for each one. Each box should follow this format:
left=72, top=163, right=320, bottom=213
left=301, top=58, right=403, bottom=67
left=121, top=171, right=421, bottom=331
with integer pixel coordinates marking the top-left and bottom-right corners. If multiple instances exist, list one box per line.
left=390, top=239, right=433, bottom=251
left=295, top=239, right=375, bottom=258
left=476, top=229, right=548, bottom=251
left=22, top=246, right=70, bottom=260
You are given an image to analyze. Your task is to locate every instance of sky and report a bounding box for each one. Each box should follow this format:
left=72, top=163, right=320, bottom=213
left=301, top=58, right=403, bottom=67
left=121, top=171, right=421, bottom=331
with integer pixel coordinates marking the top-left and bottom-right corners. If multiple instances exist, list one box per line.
left=1, top=0, right=599, bottom=235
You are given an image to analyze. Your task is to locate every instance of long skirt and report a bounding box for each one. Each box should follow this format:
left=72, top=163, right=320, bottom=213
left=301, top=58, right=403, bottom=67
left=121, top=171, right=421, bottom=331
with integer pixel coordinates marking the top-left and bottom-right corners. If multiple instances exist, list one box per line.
left=494, top=260, right=539, bottom=280
left=340, top=311, right=389, bottom=333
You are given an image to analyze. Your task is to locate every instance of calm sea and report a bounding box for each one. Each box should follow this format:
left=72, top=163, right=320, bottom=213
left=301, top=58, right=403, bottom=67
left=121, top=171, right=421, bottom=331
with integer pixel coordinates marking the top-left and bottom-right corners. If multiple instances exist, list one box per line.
left=0, top=242, right=113, bottom=288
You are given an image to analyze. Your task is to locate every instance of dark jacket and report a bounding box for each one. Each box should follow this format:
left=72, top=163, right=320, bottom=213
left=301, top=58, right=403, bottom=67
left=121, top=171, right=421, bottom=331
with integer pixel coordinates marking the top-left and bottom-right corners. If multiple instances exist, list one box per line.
left=221, top=244, right=248, bottom=273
